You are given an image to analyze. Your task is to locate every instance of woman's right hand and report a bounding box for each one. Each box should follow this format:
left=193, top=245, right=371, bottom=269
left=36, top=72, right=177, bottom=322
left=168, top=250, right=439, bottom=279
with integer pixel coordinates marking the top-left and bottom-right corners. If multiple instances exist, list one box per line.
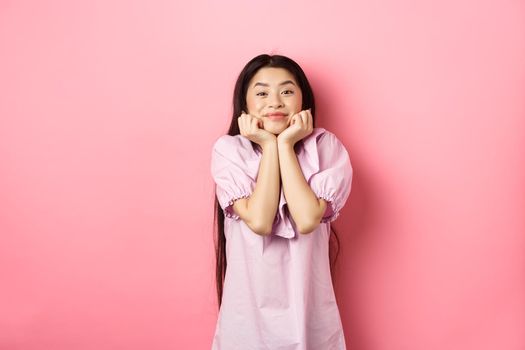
left=238, top=111, right=276, bottom=147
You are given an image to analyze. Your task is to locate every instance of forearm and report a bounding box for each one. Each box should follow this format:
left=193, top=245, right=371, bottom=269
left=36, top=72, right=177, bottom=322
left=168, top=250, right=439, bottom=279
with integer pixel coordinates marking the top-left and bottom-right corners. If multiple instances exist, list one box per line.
left=244, top=141, right=280, bottom=234
left=278, top=141, right=326, bottom=234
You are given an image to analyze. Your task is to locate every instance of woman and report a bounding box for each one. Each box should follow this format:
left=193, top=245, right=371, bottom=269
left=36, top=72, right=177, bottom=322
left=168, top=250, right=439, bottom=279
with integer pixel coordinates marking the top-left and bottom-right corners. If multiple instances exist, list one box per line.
left=211, top=53, right=353, bottom=349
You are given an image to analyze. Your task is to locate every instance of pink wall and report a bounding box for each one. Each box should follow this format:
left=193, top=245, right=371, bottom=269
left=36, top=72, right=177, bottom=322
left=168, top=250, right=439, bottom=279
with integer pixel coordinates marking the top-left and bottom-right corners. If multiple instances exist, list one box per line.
left=1, top=0, right=524, bottom=349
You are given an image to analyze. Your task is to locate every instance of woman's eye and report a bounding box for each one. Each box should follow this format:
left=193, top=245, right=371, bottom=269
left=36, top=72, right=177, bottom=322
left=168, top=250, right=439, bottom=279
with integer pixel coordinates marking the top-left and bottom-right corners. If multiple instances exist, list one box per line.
left=256, top=90, right=293, bottom=96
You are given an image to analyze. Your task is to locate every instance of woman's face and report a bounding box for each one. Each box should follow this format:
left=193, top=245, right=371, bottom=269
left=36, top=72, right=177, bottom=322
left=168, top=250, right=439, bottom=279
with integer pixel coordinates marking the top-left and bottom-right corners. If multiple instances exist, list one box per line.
left=245, top=67, right=303, bottom=135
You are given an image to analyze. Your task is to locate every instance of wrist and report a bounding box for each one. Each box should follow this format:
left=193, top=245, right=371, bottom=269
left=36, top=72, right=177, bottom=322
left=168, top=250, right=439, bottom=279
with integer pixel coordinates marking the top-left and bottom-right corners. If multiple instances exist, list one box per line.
left=277, top=138, right=295, bottom=148
left=260, top=138, right=278, bottom=150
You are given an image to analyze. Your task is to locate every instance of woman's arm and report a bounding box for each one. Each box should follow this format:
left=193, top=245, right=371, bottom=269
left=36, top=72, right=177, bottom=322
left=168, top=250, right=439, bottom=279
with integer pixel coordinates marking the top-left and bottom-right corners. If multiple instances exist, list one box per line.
left=232, top=113, right=281, bottom=236
left=232, top=140, right=280, bottom=236
left=277, top=140, right=327, bottom=234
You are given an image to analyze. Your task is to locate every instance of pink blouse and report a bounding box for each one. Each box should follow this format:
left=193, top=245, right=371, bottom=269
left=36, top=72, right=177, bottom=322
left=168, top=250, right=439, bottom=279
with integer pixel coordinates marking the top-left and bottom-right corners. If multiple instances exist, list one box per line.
left=210, top=127, right=353, bottom=350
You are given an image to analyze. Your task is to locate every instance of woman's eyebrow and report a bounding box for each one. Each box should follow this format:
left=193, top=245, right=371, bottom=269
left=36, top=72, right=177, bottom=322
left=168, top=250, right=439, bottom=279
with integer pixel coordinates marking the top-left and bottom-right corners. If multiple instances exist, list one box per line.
left=253, top=80, right=296, bottom=88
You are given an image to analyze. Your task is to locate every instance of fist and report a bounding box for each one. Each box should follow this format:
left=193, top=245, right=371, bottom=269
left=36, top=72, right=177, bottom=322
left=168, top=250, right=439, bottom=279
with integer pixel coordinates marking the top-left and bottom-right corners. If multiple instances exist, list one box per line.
left=277, top=109, right=313, bottom=146
left=238, top=111, right=276, bottom=147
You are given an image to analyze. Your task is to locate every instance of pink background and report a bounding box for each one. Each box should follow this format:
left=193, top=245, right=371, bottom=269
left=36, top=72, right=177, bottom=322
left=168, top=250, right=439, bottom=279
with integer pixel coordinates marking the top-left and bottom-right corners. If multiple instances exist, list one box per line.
left=1, top=0, right=524, bottom=349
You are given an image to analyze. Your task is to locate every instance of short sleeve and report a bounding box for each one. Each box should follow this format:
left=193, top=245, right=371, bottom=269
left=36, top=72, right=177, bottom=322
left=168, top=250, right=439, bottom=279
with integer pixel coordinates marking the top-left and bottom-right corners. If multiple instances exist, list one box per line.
left=308, top=131, right=353, bottom=223
left=211, top=135, right=258, bottom=220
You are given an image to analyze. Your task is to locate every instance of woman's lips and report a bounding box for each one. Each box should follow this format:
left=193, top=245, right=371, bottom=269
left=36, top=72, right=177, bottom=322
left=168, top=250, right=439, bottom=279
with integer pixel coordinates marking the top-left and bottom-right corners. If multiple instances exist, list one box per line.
left=267, top=113, right=287, bottom=121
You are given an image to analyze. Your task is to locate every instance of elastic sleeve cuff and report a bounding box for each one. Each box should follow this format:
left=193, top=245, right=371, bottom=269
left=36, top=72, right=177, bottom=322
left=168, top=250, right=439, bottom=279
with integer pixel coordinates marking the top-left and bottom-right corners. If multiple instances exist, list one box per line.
left=219, top=191, right=252, bottom=220
left=315, top=191, right=342, bottom=223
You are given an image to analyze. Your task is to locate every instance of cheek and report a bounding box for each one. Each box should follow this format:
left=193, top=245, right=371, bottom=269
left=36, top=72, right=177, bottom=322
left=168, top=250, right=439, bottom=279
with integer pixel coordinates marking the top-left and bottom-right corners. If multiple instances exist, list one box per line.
left=248, top=102, right=265, bottom=116
left=296, top=93, right=303, bottom=109
left=246, top=97, right=259, bottom=112
left=292, top=98, right=302, bottom=112
left=290, top=93, right=303, bottom=111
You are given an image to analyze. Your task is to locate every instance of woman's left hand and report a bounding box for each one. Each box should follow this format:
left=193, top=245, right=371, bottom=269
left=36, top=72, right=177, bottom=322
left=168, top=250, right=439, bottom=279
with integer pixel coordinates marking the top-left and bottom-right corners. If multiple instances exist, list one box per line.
left=277, top=109, right=313, bottom=146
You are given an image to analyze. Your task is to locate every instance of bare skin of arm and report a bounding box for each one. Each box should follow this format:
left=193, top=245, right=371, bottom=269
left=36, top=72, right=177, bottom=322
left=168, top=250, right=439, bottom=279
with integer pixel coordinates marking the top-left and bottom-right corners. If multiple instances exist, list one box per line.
left=277, top=109, right=327, bottom=234
left=232, top=112, right=280, bottom=236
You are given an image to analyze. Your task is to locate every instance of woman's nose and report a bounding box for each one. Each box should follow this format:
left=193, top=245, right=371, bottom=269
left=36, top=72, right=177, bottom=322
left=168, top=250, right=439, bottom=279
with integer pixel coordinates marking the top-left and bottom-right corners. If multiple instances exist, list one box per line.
left=269, top=94, right=284, bottom=108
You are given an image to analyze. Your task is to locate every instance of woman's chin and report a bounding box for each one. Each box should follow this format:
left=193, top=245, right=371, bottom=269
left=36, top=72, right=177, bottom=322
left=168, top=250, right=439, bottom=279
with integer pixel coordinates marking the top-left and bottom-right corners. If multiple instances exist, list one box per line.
left=263, top=120, right=289, bottom=135
left=265, top=126, right=287, bottom=135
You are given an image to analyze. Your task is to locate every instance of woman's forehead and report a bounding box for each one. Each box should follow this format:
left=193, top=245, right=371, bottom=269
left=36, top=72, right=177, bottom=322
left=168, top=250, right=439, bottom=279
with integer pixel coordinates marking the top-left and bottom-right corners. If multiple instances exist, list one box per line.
left=249, top=67, right=297, bottom=87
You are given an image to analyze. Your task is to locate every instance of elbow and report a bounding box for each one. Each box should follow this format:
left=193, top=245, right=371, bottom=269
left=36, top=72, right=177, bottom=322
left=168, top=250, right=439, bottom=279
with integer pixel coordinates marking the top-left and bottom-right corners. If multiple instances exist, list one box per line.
left=296, top=220, right=321, bottom=235
left=248, top=220, right=273, bottom=236
left=296, top=201, right=326, bottom=234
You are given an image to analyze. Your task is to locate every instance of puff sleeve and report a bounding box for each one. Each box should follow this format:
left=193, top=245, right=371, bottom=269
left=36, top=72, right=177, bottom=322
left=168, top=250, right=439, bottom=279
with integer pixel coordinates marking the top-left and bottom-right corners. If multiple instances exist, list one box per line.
left=211, top=135, right=258, bottom=220
left=308, top=131, right=353, bottom=223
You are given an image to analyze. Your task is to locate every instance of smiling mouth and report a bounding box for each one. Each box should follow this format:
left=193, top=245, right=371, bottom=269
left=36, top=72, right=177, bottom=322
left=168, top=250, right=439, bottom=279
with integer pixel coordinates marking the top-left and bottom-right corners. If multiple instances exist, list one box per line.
left=266, top=113, right=287, bottom=120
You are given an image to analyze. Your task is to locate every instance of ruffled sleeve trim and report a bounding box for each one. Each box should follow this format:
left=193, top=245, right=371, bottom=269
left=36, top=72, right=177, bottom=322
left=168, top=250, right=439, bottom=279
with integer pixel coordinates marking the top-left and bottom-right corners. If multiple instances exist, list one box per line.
left=305, top=129, right=353, bottom=223
left=211, top=135, right=259, bottom=221
left=223, top=193, right=252, bottom=220
left=314, top=192, right=342, bottom=223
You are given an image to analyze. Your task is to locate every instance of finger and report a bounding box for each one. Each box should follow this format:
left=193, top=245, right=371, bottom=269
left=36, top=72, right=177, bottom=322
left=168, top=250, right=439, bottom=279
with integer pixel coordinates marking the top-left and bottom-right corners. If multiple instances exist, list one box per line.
left=242, top=114, right=251, bottom=134
left=294, top=114, right=301, bottom=126
left=238, top=116, right=244, bottom=136
left=250, top=116, right=259, bottom=132
left=243, top=116, right=250, bottom=135
left=302, top=113, right=308, bottom=125
left=302, top=111, right=308, bottom=125
left=287, top=115, right=294, bottom=126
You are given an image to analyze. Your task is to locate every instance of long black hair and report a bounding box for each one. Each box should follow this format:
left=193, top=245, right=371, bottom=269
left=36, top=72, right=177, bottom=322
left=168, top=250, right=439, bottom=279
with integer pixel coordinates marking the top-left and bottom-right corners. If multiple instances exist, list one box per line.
left=214, top=54, right=341, bottom=308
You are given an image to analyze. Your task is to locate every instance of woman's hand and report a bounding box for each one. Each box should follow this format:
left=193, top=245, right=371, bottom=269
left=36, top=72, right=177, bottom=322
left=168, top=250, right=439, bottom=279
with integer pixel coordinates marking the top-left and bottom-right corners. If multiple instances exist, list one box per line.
left=238, top=111, right=276, bottom=147
left=277, top=109, right=313, bottom=146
